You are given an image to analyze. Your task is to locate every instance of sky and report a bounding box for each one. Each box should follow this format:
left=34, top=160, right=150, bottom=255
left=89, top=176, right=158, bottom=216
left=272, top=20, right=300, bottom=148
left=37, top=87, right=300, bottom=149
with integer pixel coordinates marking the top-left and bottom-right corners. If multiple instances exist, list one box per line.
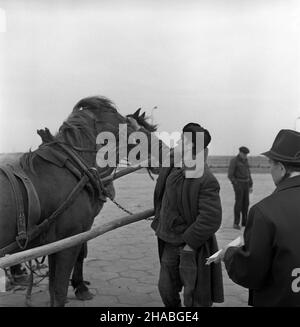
left=0, top=0, right=300, bottom=155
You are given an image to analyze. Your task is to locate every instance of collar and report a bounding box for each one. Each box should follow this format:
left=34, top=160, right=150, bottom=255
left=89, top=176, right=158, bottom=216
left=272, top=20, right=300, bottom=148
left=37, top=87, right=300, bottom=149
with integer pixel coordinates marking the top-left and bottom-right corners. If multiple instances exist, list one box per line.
left=275, top=175, right=300, bottom=193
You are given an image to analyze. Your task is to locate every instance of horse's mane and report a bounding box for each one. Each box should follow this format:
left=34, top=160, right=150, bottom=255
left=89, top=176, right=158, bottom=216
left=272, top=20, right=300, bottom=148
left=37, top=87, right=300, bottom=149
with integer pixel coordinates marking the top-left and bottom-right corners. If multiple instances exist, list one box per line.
left=59, top=96, right=118, bottom=144
left=20, top=97, right=157, bottom=174
left=20, top=96, right=119, bottom=173
left=73, top=96, right=117, bottom=114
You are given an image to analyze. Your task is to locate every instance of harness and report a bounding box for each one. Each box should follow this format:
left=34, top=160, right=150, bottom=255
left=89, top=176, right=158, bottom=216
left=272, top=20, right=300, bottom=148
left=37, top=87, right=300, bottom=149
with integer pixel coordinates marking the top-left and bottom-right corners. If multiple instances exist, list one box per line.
left=0, top=162, right=41, bottom=250
left=0, top=111, right=111, bottom=258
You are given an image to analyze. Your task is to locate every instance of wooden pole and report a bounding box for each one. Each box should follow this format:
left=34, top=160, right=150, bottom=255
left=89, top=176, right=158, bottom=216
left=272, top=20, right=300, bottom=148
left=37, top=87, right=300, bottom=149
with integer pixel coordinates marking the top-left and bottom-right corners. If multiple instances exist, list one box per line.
left=102, top=157, right=155, bottom=184
left=102, top=165, right=145, bottom=184
left=0, top=208, right=154, bottom=269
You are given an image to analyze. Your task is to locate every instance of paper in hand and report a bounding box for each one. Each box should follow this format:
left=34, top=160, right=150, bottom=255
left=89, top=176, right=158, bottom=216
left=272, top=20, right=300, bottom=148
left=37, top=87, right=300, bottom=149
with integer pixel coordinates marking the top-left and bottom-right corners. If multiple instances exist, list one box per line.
left=205, top=249, right=223, bottom=265
left=205, top=236, right=242, bottom=265
left=227, top=236, right=242, bottom=247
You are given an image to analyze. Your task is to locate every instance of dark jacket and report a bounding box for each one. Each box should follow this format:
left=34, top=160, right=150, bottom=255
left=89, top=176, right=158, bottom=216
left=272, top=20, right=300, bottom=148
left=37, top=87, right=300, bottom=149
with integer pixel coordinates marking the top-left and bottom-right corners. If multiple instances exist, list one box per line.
left=224, top=175, right=300, bottom=307
left=228, top=155, right=253, bottom=187
left=151, top=164, right=224, bottom=305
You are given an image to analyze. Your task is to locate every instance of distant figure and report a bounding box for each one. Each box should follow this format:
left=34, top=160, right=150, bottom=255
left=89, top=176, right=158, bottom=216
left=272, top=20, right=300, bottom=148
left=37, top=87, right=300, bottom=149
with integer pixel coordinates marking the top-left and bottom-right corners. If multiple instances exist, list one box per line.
left=228, top=146, right=253, bottom=229
left=223, top=129, right=300, bottom=306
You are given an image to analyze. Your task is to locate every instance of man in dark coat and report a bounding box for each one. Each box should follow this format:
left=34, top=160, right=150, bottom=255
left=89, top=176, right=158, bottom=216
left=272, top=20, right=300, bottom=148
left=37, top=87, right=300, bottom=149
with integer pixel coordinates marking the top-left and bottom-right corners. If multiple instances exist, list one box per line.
left=151, top=123, right=224, bottom=307
left=223, top=129, right=300, bottom=306
left=228, top=146, right=253, bottom=229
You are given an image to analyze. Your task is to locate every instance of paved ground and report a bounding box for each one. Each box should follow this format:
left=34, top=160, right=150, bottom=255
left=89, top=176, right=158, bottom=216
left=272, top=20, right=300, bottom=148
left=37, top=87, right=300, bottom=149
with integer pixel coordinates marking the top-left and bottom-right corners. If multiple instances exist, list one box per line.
left=0, top=173, right=275, bottom=307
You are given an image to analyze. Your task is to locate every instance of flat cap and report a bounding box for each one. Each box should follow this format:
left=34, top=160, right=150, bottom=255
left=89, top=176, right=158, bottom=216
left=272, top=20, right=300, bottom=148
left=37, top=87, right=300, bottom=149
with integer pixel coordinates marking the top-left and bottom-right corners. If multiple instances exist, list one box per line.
left=239, top=146, right=250, bottom=154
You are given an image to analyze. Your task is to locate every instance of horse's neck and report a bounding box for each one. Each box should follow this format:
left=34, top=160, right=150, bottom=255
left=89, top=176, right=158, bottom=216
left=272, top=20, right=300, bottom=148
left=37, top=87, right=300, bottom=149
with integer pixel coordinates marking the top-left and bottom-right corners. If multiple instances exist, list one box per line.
left=57, top=127, right=121, bottom=173
left=56, top=130, right=97, bottom=167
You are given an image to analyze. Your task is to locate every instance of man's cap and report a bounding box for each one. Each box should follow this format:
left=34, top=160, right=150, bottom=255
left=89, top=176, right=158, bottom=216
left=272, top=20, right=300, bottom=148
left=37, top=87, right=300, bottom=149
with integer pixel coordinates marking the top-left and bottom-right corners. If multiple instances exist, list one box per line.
left=262, top=129, right=300, bottom=164
left=182, top=123, right=211, bottom=148
left=239, top=146, right=250, bottom=154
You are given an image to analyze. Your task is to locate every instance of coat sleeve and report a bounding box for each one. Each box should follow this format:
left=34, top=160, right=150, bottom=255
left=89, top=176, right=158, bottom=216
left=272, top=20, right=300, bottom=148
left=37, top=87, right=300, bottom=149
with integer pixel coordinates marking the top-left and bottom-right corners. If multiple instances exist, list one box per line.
left=182, top=178, right=222, bottom=250
left=224, top=206, right=274, bottom=290
left=151, top=167, right=170, bottom=232
left=248, top=165, right=253, bottom=188
left=228, top=158, right=237, bottom=185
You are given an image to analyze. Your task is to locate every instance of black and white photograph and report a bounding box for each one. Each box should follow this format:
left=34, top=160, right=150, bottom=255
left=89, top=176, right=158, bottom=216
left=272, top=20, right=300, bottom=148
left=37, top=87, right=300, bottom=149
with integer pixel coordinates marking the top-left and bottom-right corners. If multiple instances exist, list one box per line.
left=0, top=0, right=300, bottom=314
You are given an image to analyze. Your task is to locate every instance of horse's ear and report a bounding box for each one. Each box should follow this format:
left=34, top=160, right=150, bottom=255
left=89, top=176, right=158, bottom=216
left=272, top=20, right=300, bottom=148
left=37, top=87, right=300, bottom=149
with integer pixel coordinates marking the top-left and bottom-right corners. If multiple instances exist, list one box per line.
left=141, top=112, right=146, bottom=119
left=133, top=108, right=141, bottom=119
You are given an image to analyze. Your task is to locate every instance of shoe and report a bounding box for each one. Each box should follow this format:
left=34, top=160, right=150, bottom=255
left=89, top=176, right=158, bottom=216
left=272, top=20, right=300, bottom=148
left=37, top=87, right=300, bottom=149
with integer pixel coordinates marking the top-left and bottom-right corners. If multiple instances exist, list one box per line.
left=233, top=224, right=241, bottom=230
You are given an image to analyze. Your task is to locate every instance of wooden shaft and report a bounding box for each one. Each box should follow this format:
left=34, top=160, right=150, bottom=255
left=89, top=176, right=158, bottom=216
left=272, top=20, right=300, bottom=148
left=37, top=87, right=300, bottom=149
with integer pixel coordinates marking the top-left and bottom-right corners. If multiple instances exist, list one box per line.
left=0, top=208, right=154, bottom=269
left=102, top=157, right=154, bottom=184
left=102, top=165, right=145, bottom=184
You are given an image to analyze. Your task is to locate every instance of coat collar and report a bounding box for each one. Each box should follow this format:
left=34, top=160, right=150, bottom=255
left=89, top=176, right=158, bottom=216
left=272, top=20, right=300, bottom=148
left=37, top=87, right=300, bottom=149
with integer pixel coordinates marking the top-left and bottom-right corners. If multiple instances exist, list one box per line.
left=275, top=175, right=300, bottom=193
left=237, top=154, right=247, bottom=162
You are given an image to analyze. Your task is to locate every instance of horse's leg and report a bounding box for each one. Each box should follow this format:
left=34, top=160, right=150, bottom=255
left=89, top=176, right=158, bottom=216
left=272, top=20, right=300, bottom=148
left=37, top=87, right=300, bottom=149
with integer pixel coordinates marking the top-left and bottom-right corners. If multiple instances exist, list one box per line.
left=52, top=246, right=81, bottom=307
left=71, top=243, right=94, bottom=301
left=48, top=254, right=56, bottom=307
left=71, top=243, right=85, bottom=290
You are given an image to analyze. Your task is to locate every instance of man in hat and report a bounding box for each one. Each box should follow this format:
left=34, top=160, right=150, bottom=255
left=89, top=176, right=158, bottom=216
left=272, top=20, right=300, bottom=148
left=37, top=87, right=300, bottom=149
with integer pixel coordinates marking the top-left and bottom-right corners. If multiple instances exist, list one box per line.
left=222, top=129, right=300, bottom=306
left=151, top=122, right=224, bottom=307
left=228, top=146, right=253, bottom=229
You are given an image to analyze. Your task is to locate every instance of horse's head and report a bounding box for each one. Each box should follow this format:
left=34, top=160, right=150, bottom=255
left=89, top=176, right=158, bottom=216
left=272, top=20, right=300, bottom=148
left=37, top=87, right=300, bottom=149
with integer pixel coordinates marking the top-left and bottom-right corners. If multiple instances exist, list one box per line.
left=72, top=96, right=137, bottom=136
left=69, top=96, right=159, bottom=175
left=125, top=108, right=162, bottom=174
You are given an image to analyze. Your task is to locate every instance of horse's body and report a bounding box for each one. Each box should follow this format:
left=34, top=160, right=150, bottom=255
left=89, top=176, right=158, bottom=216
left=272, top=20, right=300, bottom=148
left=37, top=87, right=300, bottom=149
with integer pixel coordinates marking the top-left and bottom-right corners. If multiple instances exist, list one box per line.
left=0, top=153, right=99, bottom=306
left=0, top=96, right=155, bottom=306
left=0, top=155, right=112, bottom=301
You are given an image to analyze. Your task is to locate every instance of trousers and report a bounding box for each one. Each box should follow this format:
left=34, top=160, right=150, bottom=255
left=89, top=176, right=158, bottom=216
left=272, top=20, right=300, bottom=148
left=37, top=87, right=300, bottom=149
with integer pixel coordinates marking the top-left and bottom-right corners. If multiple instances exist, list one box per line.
left=158, top=242, right=211, bottom=307
left=233, top=181, right=250, bottom=226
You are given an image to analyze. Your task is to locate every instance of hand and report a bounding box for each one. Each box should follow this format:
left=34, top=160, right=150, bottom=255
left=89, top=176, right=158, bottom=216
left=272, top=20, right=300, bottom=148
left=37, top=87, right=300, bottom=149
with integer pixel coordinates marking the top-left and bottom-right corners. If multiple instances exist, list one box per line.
left=127, top=116, right=141, bottom=131
left=249, top=187, right=253, bottom=194
left=183, top=244, right=194, bottom=252
left=205, top=248, right=226, bottom=265
left=215, top=249, right=226, bottom=263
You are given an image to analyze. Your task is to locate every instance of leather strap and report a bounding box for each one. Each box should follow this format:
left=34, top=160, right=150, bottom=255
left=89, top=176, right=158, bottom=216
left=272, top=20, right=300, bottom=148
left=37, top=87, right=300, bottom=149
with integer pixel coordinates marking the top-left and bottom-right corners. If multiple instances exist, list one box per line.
left=0, top=174, right=90, bottom=257
left=0, top=165, right=28, bottom=249
left=11, top=164, right=41, bottom=230
left=55, top=142, right=107, bottom=200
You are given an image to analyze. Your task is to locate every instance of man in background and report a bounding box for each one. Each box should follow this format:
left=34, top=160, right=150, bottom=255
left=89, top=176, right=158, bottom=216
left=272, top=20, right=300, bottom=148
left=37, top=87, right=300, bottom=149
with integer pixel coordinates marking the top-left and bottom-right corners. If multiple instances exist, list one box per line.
left=228, top=146, right=253, bottom=229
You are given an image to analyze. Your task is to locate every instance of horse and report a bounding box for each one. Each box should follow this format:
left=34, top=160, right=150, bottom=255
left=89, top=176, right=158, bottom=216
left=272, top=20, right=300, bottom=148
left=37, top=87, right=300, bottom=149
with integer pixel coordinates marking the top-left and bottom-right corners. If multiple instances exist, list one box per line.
left=0, top=96, right=156, bottom=306
left=70, top=107, right=158, bottom=301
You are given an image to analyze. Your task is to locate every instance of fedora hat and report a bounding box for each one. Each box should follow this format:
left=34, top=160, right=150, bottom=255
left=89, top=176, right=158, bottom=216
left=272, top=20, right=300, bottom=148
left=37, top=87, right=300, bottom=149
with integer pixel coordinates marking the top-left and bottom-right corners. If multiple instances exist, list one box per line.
left=262, top=129, right=300, bottom=164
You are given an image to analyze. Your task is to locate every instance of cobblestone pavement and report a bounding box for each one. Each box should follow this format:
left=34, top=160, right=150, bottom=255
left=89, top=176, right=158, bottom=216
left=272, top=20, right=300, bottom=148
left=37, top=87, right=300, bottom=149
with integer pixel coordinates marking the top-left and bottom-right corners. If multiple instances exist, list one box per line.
left=0, top=173, right=274, bottom=307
